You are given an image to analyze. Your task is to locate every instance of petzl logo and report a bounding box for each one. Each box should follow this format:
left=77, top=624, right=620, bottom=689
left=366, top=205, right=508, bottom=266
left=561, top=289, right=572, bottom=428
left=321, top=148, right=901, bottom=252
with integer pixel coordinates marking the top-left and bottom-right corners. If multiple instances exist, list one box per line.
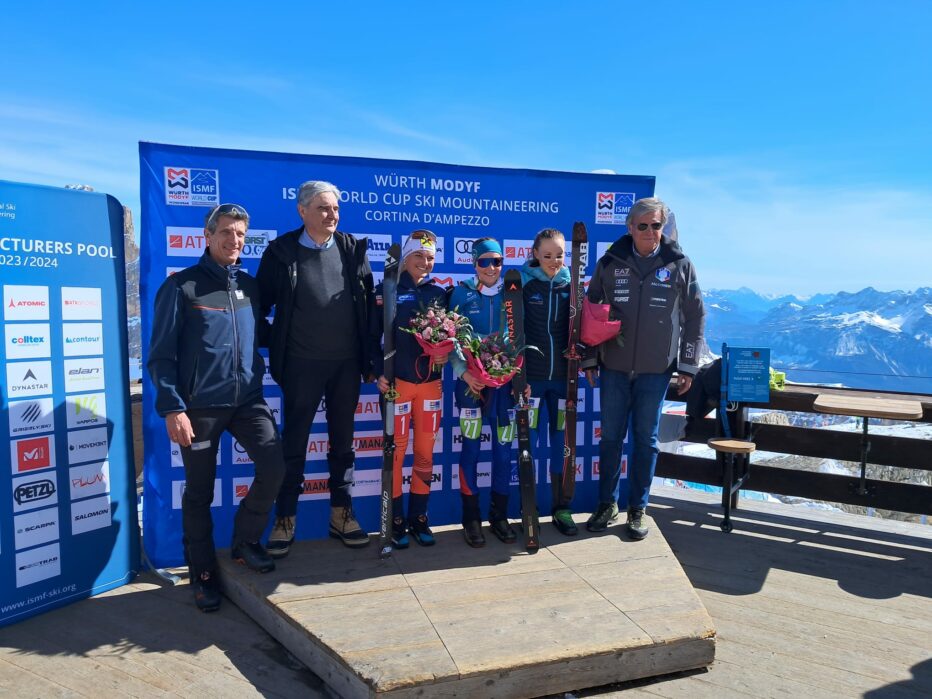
left=164, top=167, right=220, bottom=206
left=13, top=435, right=54, bottom=474
left=13, top=478, right=56, bottom=507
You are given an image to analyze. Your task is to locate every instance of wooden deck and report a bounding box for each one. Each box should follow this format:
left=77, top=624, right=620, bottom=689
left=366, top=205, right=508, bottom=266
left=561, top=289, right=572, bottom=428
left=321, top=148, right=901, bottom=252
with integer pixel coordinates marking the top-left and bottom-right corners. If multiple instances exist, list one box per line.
left=1, top=486, right=929, bottom=697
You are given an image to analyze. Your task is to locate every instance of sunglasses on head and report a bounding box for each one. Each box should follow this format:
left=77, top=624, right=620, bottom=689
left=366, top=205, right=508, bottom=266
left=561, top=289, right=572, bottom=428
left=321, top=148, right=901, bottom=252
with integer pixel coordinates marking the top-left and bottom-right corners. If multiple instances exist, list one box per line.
left=476, top=257, right=503, bottom=268
left=636, top=222, right=663, bottom=231
left=410, top=229, right=437, bottom=241
left=207, top=203, right=249, bottom=229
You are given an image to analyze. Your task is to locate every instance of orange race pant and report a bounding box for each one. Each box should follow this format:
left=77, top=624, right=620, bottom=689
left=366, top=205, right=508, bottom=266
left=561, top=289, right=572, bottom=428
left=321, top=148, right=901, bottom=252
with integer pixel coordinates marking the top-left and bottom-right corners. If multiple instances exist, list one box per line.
left=392, top=378, right=443, bottom=500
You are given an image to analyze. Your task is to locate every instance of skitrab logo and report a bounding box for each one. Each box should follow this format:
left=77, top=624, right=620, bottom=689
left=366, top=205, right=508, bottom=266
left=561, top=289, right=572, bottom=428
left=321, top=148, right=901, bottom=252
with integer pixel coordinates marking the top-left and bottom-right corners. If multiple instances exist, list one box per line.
left=164, top=167, right=220, bottom=207
left=595, top=192, right=635, bottom=225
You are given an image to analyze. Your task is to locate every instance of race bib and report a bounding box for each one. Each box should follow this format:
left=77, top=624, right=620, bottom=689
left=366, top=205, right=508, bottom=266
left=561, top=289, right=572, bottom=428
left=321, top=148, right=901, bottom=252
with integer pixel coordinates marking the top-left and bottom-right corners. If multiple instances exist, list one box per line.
left=497, top=409, right=516, bottom=444
left=419, top=398, right=443, bottom=433
left=394, top=401, right=412, bottom=438
left=527, top=396, right=541, bottom=430
left=556, top=399, right=567, bottom=431
left=459, top=407, right=482, bottom=440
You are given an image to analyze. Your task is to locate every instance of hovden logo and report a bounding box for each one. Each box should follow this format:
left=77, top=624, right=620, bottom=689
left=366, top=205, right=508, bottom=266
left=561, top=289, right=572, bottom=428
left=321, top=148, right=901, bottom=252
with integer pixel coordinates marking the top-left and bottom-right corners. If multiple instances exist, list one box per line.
left=595, top=191, right=635, bottom=225
left=5, top=323, right=51, bottom=360
left=8, top=397, right=55, bottom=436
left=12, top=435, right=55, bottom=474
left=164, top=166, right=220, bottom=206
left=12, top=475, right=58, bottom=513
left=3, top=285, right=49, bottom=321
left=61, top=287, right=102, bottom=321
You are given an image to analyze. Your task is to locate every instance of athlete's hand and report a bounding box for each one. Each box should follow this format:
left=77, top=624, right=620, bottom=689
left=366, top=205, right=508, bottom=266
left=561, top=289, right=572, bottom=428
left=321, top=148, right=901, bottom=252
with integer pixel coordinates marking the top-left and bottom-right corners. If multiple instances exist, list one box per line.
left=433, top=352, right=450, bottom=366
left=585, top=368, right=599, bottom=388
left=675, top=374, right=693, bottom=396
left=377, top=375, right=390, bottom=394
left=463, top=370, right=485, bottom=394
left=524, top=385, right=532, bottom=401
left=165, top=411, right=195, bottom=448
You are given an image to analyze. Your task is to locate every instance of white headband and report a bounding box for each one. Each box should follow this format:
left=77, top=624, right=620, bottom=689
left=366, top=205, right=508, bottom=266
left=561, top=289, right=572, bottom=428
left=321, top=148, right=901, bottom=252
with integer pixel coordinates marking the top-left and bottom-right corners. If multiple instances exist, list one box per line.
left=402, top=235, right=436, bottom=261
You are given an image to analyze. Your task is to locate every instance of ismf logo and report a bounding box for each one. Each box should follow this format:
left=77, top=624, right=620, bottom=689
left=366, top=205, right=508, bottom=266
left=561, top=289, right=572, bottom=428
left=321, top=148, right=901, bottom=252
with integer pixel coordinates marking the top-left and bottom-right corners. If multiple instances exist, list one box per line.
left=595, top=192, right=636, bottom=225
left=164, top=167, right=220, bottom=207
left=12, top=435, right=54, bottom=474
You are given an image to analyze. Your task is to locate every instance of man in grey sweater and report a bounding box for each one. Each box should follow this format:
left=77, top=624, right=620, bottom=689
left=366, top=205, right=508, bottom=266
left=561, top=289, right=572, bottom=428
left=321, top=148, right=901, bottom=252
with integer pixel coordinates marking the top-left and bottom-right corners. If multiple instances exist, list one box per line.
left=582, top=197, right=705, bottom=540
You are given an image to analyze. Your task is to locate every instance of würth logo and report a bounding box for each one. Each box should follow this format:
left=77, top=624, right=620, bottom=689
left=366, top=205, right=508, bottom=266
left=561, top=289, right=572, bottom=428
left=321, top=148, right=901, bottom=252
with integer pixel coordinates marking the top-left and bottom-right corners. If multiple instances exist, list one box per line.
left=166, top=168, right=189, bottom=189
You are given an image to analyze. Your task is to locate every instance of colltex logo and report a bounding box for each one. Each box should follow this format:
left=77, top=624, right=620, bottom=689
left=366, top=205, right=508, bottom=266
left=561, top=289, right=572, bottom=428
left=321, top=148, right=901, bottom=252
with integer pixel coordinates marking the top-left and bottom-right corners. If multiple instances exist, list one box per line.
left=12, top=435, right=55, bottom=474
left=164, top=166, right=220, bottom=207
left=5, top=324, right=51, bottom=360
left=595, top=191, right=635, bottom=225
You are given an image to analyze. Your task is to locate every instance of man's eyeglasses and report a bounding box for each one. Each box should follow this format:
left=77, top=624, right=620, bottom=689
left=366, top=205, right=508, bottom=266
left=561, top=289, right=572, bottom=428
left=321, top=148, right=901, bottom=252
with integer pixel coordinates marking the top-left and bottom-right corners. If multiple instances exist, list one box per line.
left=476, top=257, right=504, bottom=268
left=410, top=229, right=437, bottom=241
left=636, top=222, right=663, bottom=232
left=207, top=203, right=249, bottom=229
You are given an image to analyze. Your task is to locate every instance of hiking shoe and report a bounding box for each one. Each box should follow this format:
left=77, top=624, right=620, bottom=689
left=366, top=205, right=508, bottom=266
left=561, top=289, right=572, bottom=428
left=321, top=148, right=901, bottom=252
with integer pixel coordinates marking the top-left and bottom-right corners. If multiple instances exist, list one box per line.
left=489, top=516, right=517, bottom=544
left=392, top=517, right=410, bottom=549
left=627, top=508, right=649, bottom=540
left=586, top=502, right=619, bottom=532
left=409, top=515, right=436, bottom=547
left=267, top=515, right=295, bottom=559
left=232, top=541, right=275, bottom=573
left=192, top=570, right=221, bottom=612
left=552, top=508, right=579, bottom=537
left=329, top=506, right=371, bottom=548
left=463, top=520, right=486, bottom=548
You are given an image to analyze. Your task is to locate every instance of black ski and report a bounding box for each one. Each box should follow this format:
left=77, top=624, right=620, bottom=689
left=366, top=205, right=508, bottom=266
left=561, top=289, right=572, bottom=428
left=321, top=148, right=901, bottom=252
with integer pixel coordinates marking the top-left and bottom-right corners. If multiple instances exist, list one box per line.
left=504, top=269, right=540, bottom=553
left=378, top=243, right=403, bottom=559
left=561, top=222, right=588, bottom=502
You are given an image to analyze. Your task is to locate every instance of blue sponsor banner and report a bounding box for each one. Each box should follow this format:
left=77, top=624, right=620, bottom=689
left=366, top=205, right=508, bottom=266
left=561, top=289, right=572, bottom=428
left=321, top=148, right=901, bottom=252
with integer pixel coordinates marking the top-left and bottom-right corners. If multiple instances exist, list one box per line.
left=139, top=142, right=654, bottom=567
left=726, top=346, right=771, bottom=403
left=0, top=180, right=139, bottom=627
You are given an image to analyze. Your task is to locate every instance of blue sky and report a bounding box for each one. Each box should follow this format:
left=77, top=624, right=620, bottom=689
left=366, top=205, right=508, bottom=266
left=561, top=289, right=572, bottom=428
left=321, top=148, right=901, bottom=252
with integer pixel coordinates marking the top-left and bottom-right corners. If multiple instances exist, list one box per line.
left=2, top=1, right=930, bottom=294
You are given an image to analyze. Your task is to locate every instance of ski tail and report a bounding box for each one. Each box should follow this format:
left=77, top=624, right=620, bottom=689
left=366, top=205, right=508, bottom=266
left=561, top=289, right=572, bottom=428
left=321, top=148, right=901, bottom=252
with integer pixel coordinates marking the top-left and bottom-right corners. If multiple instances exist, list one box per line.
left=379, top=243, right=403, bottom=559
left=561, top=222, right=588, bottom=501
left=504, top=269, right=540, bottom=553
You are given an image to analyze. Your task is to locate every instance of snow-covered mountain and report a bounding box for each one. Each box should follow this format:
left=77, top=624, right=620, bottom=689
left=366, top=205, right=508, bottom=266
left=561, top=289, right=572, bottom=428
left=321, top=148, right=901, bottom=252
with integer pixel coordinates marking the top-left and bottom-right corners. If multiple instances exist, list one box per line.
left=703, top=287, right=932, bottom=394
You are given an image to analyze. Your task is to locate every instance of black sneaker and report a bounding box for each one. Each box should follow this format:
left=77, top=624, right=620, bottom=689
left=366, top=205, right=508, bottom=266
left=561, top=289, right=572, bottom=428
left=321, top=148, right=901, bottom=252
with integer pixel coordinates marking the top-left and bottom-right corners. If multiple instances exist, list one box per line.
left=409, top=515, right=436, bottom=547
left=627, top=508, right=649, bottom=540
left=462, top=520, right=486, bottom=548
left=586, top=502, right=619, bottom=532
left=552, top=508, right=579, bottom=536
left=392, top=517, right=410, bottom=549
left=231, top=541, right=276, bottom=573
left=489, top=517, right=517, bottom=544
left=193, top=570, right=221, bottom=612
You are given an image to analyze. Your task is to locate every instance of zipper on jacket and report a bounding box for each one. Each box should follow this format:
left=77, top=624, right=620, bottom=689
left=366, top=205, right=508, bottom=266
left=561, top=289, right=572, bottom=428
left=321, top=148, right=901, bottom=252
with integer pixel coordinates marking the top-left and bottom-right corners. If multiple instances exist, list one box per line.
left=547, top=278, right=555, bottom=380
left=228, top=276, right=240, bottom=405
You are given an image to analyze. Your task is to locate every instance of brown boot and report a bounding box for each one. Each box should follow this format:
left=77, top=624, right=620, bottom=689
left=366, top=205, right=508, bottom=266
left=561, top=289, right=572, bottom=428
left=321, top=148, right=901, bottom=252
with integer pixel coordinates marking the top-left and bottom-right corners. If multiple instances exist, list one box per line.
left=329, top=505, right=371, bottom=548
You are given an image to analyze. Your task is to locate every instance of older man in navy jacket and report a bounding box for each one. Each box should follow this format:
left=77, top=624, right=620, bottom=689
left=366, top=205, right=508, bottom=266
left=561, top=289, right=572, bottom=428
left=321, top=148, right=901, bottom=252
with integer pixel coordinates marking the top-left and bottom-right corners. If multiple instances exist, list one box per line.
left=148, top=203, right=285, bottom=612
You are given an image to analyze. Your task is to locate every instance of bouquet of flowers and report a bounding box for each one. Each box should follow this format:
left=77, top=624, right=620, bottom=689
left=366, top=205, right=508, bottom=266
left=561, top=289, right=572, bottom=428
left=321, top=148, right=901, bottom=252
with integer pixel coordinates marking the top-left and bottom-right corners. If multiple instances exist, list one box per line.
left=402, top=301, right=473, bottom=374
left=461, top=332, right=526, bottom=396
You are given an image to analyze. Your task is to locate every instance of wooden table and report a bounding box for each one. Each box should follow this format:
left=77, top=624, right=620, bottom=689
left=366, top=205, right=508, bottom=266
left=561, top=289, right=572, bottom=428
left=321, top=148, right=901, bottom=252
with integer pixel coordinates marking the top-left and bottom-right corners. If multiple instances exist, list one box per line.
left=813, top=394, right=923, bottom=495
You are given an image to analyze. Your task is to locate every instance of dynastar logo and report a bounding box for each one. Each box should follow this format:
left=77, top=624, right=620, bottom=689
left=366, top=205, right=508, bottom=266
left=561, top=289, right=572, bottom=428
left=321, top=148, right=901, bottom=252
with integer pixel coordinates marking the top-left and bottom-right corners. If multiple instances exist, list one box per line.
left=23, top=369, right=37, bottom=381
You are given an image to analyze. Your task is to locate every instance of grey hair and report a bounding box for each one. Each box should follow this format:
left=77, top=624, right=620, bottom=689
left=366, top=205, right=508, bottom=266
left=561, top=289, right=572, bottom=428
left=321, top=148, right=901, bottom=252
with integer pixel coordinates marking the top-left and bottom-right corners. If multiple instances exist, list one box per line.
left=205, top=203, right=250, bottom=234
left=298, top=180, right=341, bottom=207
left=626, top=197, right=669, bottom=227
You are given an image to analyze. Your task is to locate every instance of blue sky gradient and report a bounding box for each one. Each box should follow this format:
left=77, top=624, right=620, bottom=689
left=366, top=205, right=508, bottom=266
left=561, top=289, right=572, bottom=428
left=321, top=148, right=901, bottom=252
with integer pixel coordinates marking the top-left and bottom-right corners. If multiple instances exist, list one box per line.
left=2, top=1, right=930, bottom=294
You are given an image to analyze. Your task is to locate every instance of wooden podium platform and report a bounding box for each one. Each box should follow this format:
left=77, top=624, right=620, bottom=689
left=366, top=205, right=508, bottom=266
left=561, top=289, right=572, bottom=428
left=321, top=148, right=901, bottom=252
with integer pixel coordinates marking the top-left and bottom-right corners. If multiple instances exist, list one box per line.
left=217, top=514, right=715, bottom=698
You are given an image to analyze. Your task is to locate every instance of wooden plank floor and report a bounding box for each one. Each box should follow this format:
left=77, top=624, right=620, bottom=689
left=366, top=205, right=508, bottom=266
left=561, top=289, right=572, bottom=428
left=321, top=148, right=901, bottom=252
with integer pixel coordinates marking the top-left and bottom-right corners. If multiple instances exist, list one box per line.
left=215, top=511, right=715, bottom=698
left=1, top=486, right=929, bottom=698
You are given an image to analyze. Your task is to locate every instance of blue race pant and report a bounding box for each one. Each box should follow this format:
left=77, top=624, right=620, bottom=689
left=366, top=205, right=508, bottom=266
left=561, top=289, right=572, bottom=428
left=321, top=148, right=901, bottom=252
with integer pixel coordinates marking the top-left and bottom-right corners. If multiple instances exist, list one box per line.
left=529, top=378, right=566, bottom=479
left=455, top=379, right=514, bottom=496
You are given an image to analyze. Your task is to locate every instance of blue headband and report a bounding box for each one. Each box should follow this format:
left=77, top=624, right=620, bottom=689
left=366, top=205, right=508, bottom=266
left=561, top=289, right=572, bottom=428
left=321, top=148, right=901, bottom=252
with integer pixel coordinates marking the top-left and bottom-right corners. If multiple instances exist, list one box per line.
left=472, top=239, right=502, bottom=262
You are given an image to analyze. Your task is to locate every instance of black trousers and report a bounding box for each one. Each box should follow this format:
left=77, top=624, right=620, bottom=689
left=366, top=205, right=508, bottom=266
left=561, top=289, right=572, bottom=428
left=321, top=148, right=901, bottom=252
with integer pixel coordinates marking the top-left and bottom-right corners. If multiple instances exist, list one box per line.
left=180, top=399, right=284, bottom=577
left=277, top=355, right=361, bottom=516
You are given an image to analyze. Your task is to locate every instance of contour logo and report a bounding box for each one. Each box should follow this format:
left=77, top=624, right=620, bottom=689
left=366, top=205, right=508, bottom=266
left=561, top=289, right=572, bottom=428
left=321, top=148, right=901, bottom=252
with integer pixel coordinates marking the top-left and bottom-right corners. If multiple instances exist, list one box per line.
left=13, top=479, right=56, bottom=505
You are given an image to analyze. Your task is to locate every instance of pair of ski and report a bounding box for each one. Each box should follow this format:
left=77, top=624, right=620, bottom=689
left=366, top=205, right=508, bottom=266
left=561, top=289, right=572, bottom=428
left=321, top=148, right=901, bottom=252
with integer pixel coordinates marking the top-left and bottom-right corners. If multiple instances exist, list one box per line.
left=378, top=224, right=588, bottom=558
left=503, top=221, right=589, bottom=554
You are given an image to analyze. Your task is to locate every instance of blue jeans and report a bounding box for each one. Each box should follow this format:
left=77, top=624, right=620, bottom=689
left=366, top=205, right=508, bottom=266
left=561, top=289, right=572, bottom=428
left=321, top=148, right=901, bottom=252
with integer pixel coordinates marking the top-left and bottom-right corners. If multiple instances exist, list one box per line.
left=597, top=368, right=672, bottom=511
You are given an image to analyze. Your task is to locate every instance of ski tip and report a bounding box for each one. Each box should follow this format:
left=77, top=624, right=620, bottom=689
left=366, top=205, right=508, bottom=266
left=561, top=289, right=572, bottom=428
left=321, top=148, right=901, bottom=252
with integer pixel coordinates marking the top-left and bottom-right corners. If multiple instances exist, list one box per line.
left=526, top=542, right=540, bottom=554
left=385, top=243, right=402, bottom=268
left=572, top=221, right=588, bottom=242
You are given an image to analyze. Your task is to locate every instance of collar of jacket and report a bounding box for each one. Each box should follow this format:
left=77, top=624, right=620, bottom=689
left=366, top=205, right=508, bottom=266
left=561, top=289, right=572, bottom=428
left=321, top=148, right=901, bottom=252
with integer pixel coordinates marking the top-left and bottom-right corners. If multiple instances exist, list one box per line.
left=604, top=234, right=685, bottom=267
left=520, top=260, right=571, bottom=286
left=269, top=227, right=360, bottom=264
left=398, top=270, right=436, bottom=290
left=199, top=250, right=241, bottom=281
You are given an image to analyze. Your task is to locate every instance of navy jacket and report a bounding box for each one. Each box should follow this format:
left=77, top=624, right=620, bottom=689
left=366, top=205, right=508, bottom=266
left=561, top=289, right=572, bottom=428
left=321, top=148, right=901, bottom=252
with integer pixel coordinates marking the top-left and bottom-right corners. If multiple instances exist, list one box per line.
left=148, top=252, right=266, bottom=416
left=370, top=272, right=449, bottom=383
left=256, top=227, right=375, bottom=384
left=520, top=261, right=571, bottom=381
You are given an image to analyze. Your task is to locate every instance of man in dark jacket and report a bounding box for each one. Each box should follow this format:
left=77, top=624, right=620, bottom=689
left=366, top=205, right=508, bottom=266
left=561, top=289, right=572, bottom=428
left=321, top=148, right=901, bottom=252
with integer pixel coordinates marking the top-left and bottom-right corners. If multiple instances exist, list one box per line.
left=257, top=181, right=375, bottom=555
left=148, top=203, right=285, bottom=612
left=582, top=197, right=705, bottom=540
